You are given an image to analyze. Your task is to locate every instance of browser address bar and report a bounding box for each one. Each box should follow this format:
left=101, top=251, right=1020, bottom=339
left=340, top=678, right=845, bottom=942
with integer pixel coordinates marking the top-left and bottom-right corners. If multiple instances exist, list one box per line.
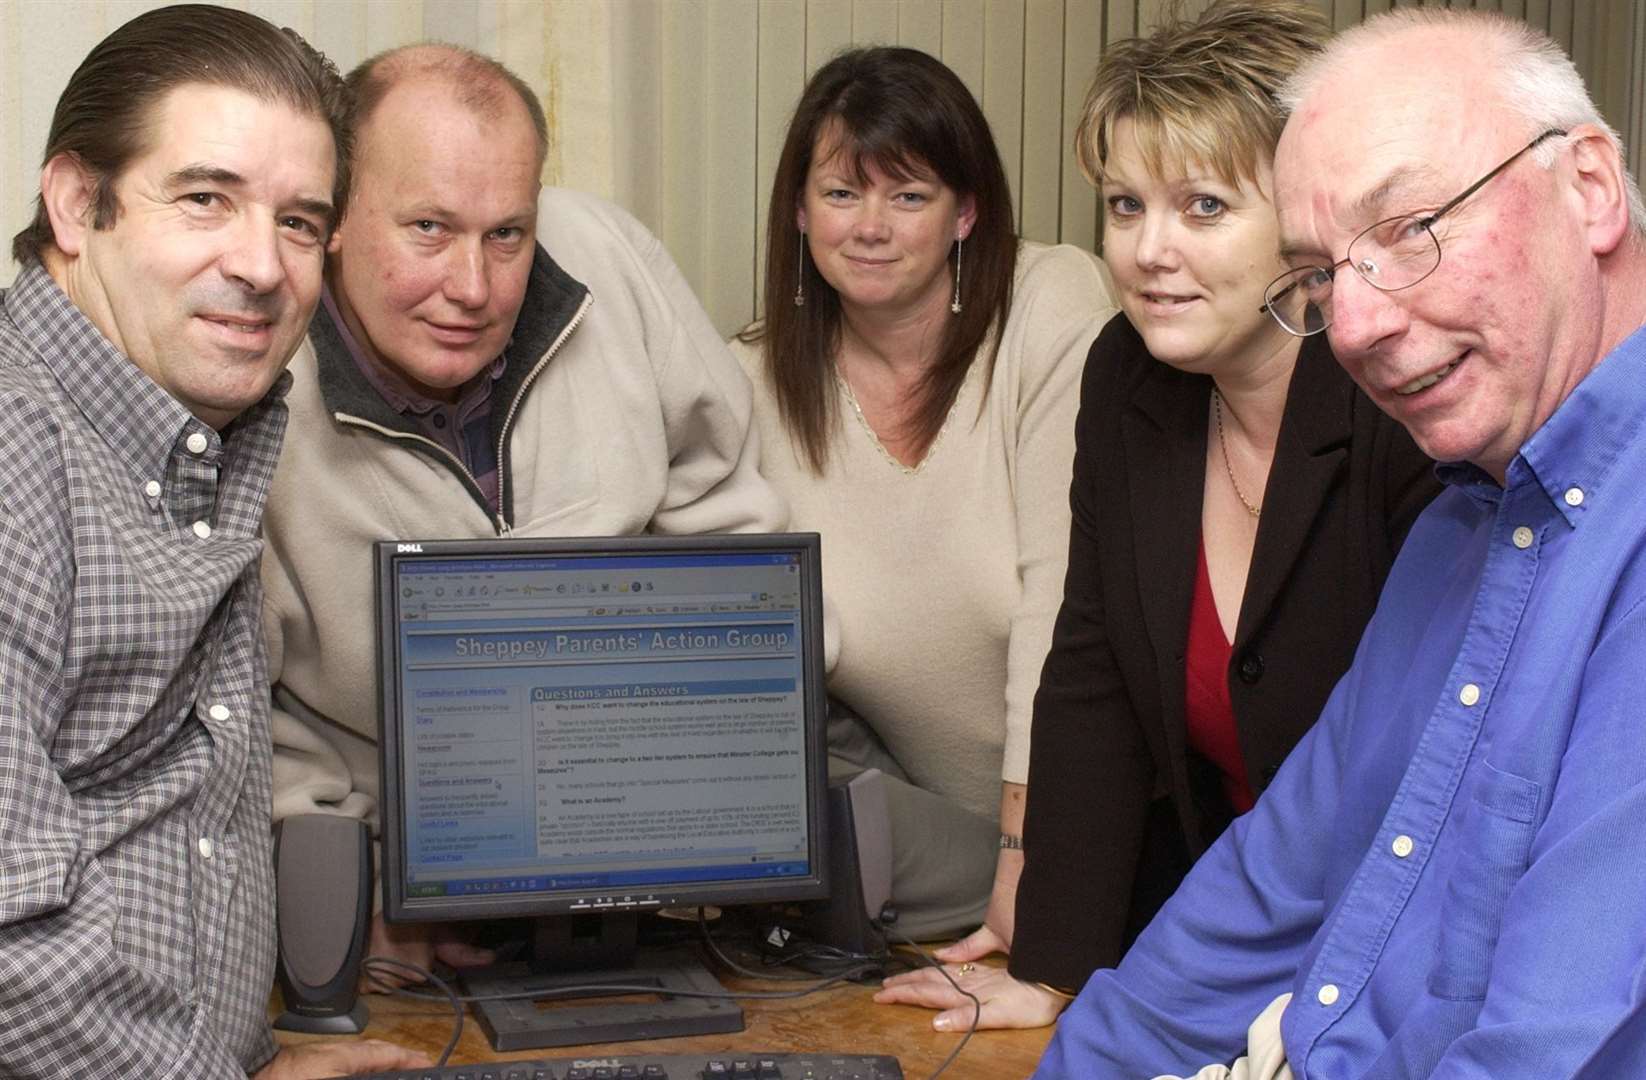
left=416, top=592, right=761, bottom=613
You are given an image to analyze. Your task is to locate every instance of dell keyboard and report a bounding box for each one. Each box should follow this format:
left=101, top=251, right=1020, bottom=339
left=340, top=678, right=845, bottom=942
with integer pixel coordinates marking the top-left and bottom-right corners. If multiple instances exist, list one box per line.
left=340, top=1051, right=903, bottom=1080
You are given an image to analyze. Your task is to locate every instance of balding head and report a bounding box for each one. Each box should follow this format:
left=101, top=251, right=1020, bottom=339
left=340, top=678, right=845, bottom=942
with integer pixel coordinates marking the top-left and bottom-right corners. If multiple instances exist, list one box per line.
left=345, top=43, right=548, bottom=178
left=1279, top=9, right=1645, bottom=233
left=325, top=44, right=543, bottom=407
left=1269, top=10, right=1646, bottom=482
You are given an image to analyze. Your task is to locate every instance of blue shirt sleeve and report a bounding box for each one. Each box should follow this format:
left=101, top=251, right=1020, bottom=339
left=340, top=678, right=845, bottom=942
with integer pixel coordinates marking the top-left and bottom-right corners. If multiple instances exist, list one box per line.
left=1034, top=659, right=1360, bottom=1078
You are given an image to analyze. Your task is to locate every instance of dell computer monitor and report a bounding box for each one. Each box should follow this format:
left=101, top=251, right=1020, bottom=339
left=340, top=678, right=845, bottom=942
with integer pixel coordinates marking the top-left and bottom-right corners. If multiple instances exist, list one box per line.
left=375, top=533, right=829, bottom=1049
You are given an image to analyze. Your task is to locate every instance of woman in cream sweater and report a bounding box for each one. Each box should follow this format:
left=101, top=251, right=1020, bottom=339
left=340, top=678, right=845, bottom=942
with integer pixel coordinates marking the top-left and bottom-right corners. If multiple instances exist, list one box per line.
left=731, top=46, right=1113, bottom=940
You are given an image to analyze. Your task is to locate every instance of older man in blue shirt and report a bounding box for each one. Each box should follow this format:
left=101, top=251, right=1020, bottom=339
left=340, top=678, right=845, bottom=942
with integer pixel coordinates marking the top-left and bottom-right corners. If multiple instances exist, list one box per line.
left=1037, top=9, right=1646, bottom=1080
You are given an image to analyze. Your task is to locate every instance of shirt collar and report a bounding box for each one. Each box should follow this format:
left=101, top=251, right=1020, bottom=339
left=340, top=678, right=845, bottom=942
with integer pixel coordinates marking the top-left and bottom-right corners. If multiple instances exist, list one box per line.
left=321, top=285, right=508, bottom=417
left=1436, top=323, right=1646, bottom=526
left=1515, top=323, right=1646, bottom=527
left=6, top=264, right=214, bottom=484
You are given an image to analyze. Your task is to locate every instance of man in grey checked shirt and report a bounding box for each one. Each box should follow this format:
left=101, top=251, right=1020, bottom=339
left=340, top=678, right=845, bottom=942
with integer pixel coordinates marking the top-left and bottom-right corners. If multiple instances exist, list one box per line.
left=0, top=6, right=427, bottom=1078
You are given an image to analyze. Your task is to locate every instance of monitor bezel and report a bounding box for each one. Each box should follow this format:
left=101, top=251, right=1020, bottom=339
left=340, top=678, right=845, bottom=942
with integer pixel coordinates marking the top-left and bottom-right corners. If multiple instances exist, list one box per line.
left=375, top=532, right=830, bottom=923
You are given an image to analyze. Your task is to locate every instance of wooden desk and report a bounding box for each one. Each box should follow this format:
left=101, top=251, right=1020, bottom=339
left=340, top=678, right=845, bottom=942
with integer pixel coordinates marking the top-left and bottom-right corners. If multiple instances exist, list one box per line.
left=273, top=959, right=1052, bottom=1079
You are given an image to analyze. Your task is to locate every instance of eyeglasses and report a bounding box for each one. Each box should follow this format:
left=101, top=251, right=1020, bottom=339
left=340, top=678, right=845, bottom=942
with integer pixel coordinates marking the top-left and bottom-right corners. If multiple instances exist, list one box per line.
left=1260, top=127, right=1567, bottom=337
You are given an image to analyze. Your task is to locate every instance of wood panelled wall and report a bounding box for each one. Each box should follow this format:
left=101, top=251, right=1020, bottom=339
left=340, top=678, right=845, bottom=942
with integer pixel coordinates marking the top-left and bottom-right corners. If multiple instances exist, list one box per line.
left=0, top=0, right=1639, bottom=335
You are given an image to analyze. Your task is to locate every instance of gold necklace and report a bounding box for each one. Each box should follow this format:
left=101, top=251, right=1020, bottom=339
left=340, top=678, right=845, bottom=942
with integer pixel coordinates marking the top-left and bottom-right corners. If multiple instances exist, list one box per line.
left=1212, top=388, right=1261, bottom=518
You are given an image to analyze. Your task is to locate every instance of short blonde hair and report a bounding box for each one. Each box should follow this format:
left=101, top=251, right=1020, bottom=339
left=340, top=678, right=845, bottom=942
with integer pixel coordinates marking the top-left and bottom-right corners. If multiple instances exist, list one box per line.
left=1075, top=0, right=1328, bottom=190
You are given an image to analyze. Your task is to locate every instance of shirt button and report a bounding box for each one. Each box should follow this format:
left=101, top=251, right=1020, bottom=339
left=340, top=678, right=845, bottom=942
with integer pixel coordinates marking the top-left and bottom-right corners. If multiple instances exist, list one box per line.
left=1317, top=983, right=1340, bottom=1006
left=1238, top=652, right=1265, bottom=684
left=186, top=432, right=209, bottom=455
left=143, top=480, right=162, bottom=498
left=1564, top=487, right=1585, bottom=507
left=209, top=704, right=231, bottom=722
left=1512, top=526, right=1534, bottom=549
left=198, top=837, right=214, bottom=859
left=192, top=521, right=212, bottom=540
left=1392, top=835, right=1415, bottom=858
left=1459, top=683, right=1481, bottom=706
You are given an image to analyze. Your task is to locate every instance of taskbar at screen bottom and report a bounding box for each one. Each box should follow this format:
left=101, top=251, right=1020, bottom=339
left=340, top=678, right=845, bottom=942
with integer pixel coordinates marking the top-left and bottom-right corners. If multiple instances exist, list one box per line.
left=405, top=859, right=813, bottom=899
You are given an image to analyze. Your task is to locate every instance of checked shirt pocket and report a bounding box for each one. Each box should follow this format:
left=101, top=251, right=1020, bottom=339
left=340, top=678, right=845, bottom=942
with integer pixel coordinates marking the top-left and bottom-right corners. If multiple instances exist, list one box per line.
left=1427, top=760, right=1542, bottom=1001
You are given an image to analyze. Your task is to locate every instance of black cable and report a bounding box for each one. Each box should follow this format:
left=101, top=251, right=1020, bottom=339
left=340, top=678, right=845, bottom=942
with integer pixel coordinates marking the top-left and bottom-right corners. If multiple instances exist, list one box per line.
left=382, top=970, right=872, bottom=1005
left=883, top=929, right=980, bottom=1080
left=363, top=956, right=464, bottom=1067
left=368, top=918, right=875, bottom=1008
left=696, top=906, right=822, bottom=981
left=360, top=924, right=967, bottom=1076
left=696, top=906, right=882, bottom=982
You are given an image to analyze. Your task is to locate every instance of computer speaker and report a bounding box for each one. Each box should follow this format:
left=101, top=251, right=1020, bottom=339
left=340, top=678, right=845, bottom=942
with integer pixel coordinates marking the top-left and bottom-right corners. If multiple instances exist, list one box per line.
left=803, top=768, right=893, bottom=959
left=271, top=814, right=372, bottom=1033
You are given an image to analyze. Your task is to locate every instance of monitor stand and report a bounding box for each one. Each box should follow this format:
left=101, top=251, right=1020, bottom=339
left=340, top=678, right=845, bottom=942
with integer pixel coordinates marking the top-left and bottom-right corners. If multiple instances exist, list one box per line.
left=461, top=912, right=745, bottom=1052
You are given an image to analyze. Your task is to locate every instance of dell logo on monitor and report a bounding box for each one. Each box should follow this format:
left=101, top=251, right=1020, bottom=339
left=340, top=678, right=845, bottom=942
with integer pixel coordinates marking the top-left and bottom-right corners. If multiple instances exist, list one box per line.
left=397, top=543, right=424, bottom=553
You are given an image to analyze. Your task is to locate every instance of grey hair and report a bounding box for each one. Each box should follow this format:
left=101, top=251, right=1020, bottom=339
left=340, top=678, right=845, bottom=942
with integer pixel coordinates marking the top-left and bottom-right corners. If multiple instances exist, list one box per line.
left=1279, top=7, right=1646, bottom=236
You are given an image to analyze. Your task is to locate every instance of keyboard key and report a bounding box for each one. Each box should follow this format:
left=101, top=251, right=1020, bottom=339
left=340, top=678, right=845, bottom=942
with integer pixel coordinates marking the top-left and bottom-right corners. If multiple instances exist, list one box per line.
left=326, top=1051, right=896, bottom=1080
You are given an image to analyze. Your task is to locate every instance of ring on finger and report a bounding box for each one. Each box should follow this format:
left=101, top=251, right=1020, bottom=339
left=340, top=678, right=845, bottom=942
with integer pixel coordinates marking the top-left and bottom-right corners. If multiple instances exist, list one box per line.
left=957, top=962, right=975, bottom=975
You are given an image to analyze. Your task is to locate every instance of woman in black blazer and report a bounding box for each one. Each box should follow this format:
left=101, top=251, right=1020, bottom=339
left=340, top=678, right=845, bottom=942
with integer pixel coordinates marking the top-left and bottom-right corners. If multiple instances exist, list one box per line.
left=877, top=0, right=1440, bottom=1030
left=1007, top=313, right=1436, bottom=989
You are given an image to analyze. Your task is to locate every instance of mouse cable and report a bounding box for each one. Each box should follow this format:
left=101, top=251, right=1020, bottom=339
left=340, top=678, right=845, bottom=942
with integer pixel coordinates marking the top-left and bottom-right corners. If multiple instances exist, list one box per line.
left=883, top=928, right=981, bottom=1080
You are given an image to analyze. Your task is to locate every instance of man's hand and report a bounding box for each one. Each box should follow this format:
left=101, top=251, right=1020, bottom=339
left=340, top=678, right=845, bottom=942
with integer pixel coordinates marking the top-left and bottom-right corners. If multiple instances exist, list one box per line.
left=364, top=914, right=497, bottom=991
left=253, top=1039, right=431, bottom=1079
left=875, top=964, right=1067, bottom=1031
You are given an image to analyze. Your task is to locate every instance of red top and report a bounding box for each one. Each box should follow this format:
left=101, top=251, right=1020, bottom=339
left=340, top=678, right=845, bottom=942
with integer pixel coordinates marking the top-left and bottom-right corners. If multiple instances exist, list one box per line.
left=1184, top=538, right=1256, bottom=813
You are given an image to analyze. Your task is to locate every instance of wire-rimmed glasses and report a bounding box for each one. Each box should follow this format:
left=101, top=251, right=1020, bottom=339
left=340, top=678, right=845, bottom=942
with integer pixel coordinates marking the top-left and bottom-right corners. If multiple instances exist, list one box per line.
left=1260, top=127, right=1567, bottom=337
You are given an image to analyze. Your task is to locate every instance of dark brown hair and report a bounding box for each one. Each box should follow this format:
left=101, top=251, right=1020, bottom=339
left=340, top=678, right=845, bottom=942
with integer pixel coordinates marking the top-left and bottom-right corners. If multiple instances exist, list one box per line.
left=742, top=46, right=1017, bottom=473
left=345, top=44, right=549, bottom=177
left=12, top=3, right=351, bottom=267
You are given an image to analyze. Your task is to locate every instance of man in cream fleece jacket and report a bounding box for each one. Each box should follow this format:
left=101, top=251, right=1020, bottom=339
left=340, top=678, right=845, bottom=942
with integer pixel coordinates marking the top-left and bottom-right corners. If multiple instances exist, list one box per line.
left=260, top=45, right=787, bottom=967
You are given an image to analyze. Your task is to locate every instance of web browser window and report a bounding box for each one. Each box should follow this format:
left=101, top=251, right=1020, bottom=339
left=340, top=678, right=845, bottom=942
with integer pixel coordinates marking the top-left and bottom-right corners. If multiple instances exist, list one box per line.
left=388, top=551, right=812, bottom=906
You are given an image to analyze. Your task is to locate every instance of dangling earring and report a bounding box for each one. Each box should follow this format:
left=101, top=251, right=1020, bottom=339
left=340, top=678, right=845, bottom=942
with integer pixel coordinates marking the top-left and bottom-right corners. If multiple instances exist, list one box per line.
left=950, top=236, right=964, bottom=315
left=794, top=229, right=807, bottom=307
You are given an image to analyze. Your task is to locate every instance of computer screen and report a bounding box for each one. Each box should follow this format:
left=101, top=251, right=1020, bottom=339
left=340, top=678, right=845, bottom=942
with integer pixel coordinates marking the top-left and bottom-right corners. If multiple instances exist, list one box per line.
left=376, top=534, right=829, bottom=926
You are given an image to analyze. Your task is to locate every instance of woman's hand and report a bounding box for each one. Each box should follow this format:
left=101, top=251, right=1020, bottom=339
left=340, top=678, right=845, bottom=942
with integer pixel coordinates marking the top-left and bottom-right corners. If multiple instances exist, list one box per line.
left=875, top=963, right=1067, bottom=1031
left=939, top=780, right=1029, bottom=964
left=937, top=841, right=1024, bottom=963
left=935, top=921, right=1009, bottom=965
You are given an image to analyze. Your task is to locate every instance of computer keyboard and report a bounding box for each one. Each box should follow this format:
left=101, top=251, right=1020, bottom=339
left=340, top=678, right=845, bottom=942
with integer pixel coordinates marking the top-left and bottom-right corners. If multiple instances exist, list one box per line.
left=341, top=1051, right=903, bottom=1080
